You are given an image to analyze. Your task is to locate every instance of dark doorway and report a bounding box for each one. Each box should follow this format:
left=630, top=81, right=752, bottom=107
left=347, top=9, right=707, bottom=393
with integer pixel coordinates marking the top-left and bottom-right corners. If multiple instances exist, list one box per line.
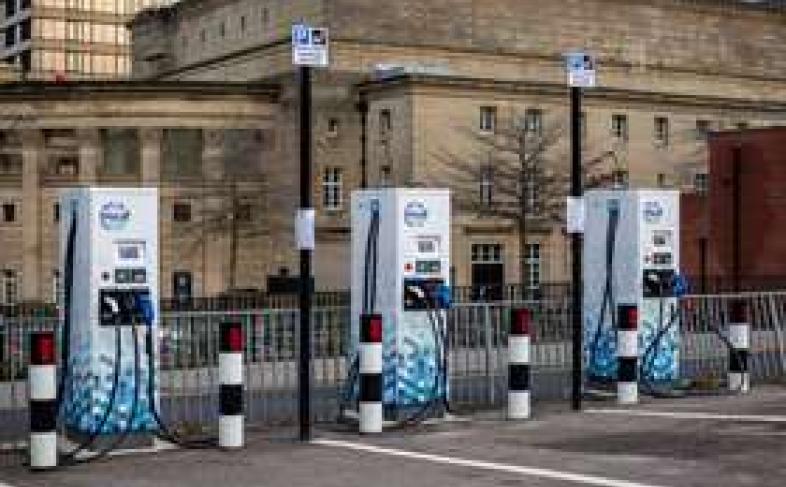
left=173, top=271, right=193, bottom=302
left=471, top=243, right=504, bottom=301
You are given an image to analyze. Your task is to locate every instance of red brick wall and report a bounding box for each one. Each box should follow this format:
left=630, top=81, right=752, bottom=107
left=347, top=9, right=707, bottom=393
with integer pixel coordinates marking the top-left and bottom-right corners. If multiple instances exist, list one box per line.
left=685, top=127, right=786, bottom=289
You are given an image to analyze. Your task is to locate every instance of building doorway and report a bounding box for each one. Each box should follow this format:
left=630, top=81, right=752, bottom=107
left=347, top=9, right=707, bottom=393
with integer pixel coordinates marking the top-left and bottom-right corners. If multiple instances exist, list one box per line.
left=471, top=243, right=504, bottom=301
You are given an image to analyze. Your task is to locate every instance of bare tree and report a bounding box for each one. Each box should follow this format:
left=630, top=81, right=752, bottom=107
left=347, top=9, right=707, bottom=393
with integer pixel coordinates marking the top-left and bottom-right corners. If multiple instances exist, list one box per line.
left=430, top=109, right=619, bottom=293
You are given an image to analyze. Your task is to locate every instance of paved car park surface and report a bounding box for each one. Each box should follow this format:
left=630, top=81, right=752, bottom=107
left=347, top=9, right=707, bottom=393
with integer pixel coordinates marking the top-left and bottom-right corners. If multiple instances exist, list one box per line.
left=2, top=387, right=785, bottom=487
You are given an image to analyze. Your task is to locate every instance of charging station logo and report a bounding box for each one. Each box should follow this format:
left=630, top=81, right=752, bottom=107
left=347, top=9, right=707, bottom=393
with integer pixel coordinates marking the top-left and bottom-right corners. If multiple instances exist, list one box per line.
left=643, top=201, right=664, bottom=224
left=99, top=202, right=131, bottom=231
left=404, top=201, right=428, bottom=227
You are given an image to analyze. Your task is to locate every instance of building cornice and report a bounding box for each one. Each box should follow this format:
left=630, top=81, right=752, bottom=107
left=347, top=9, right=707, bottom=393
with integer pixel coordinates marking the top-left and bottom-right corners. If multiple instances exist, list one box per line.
left=358, top=74, right=786, bottom=114
left=0, top=81, right=280, bottom=102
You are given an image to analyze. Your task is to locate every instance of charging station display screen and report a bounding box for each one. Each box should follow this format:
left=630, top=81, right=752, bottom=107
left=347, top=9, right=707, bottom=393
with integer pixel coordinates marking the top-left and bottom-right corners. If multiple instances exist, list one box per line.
left=116, top=242, right=145, bottom=263
left=415, top=260, right=441, bottom=274
left=417, top=238, right=439, bottom=254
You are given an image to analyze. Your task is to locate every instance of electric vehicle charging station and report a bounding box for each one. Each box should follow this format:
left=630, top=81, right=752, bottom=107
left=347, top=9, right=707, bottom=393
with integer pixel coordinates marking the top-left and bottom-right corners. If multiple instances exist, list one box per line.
left=59, top=187, right=159, bottom=442
left=583, top=189, right=681, bottom=387
left=350, top=188, right=451, bottom=420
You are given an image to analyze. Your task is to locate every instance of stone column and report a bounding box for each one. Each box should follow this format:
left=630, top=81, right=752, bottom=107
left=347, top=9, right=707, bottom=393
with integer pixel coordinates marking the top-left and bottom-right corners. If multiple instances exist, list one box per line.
left=20, top=130, right=42, bottom=301
left=78, top=129, right=100, bottom=184
left=201, top=129, right=228, bottom=295
left=140, top=128, right=161, bottom=185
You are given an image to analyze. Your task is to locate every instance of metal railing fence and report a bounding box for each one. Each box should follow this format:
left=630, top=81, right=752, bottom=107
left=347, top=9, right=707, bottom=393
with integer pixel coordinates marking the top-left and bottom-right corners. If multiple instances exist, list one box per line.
left=1, top=291, right=785, bottom=465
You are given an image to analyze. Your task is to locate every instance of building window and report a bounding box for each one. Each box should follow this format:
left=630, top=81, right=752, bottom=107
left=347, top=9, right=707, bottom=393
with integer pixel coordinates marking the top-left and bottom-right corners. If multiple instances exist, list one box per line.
left=694, top=173, right=709, bottom=194
left=55, top=157, right=78, bottom=176
left=4, top=26, right=15, bottom=48
left=5, top=0, right=15, bottom=18
left=736, top=121, right=749, bottom=130
left=1, top=270, right=18, bottom=306
left=262, top=7, right=269, bottom=25
left=219, top=22, right=225, bottom=38
left=695, top=120, right=711, bottom=140
left=162, top=129, right=203, bottom=178
left=2, top=203, right=16, bottom=223
left=524, top=180, right=538, bottom=213
left=235, top=201, right=252, bottom=223
left=524, top=108, right=543, bottom=137
left=380, top=166, right=392, bottom=186
left=200, top=29, right=206, bottom=43
left=21, top=0, right=30, bottom=9
left=52, top=269, right=62, bottom=305
left=322, top=167, right=343, bottom=211
left=19, top=50, right=30, bottom=71
left=20, top=18, right=30, bottom=42
left=173, top=202, right=192, bottom=223
left=53, top=203, right=60, bottom=223
left=240, top=16, right=246, bottom=33
left=472, top=243, right=503, bottom=264
left=379, top=109, right=391, bottom=137
left=479, top=167, right=493, bottom=207
left=101, top=128, right=140, bottom=176
left=479, top=106, right=496, bottom=133
left=173, top=271, right=193, bottom=301
left=327, top=118, right=340, bottom=138
left=654, top=116, right=669, bottom=146
left=524, top=243, right=541, bottom=292
left=657, top=173, right=667, bottom=188
left=611, top=114, right=628, bottom=141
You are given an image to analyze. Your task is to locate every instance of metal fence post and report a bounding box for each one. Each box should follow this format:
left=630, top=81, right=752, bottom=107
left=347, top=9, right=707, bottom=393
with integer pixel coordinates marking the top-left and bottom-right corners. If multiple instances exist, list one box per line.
left=484, top=304, right=494, bottom=406
left=769, top=295, right=786, bottom=376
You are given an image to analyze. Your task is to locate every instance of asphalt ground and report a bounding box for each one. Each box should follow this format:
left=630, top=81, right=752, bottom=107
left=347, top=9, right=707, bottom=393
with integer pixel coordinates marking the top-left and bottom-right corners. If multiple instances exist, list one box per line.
left=2, top=386, right=785, bottom=487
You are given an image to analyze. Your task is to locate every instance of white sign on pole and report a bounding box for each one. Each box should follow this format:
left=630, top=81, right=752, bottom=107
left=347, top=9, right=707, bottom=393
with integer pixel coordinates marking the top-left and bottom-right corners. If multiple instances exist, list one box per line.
left=565, top=52, right=596, bottom=88
left=292, top=23, right=329, bottom=67
left=566, top=196, right=585, bottom=234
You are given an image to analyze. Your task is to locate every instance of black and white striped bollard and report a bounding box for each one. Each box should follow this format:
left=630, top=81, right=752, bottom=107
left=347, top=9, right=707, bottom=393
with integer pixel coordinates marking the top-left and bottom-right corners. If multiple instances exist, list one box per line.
left=359, top=314, right=383, bottom=434
left=219, top=322, right=244, bottom=448
left=728, top=299, right=750, bottom=393
left=29, top=331, right=57, bottom=470
left=617, top=304, right=638, bottom=405
left=508, top=308, right=531, bottom=420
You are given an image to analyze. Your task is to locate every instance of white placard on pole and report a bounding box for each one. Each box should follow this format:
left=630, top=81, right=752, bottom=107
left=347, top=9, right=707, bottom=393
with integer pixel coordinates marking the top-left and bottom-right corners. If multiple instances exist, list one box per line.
left=566, top=196, right=585, bottom=234
left=565, top=52, right=596, bottom=88
left=292, top=23, right=329, bottom=67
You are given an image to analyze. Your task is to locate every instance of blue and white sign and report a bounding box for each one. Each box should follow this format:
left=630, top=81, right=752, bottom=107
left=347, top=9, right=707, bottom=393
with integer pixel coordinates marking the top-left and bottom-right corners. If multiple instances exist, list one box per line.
left=292, top=23, right=329, bottom=67
left=404, top=201, right=428, bottom=228
left=99, top=201, right=131, bottom=231
left=643, top=200, right=664, bottom=224
left=565, top=52, right=596, bottom=88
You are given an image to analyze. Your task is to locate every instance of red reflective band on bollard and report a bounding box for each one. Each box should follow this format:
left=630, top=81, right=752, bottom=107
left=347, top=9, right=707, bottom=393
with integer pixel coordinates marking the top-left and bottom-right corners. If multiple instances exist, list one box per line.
left=361, top=314, right=383, bottom=344
left=510, top=308, right=531, bottom=336
left=220, top=323, right=244, bottom=353
left=617, top=305, right=638, bottom=331
left=730, top=299, right=748, bottom=323
left=31, top=332, right=56, bottom=366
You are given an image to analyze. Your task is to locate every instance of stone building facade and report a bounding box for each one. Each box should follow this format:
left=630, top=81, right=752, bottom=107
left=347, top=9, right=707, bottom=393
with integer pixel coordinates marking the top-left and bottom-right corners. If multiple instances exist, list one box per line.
left=126, top=0, right=786, bottom=295
left=2, top=0, right=785, bottom=302
left=0, top=82, right=279, bottom=304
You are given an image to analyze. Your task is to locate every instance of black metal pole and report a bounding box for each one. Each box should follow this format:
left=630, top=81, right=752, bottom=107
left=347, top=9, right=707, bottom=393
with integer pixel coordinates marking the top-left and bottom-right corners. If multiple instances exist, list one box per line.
left=699, top=237, right=708, bottom=294
left=357, top=96, right=369, bottom=189
left=298, top=65, right=313, bottom=441
left=732, top=145, right=742, bottom=293
left=570, top=86, right=583, bottom=412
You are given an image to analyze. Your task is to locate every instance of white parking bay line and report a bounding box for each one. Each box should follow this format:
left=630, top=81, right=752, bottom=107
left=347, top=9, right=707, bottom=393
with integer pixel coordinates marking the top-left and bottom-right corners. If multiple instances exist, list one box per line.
left=313, top=438, right=670, bottom=487
left=586, top=409, right=786, bottom=423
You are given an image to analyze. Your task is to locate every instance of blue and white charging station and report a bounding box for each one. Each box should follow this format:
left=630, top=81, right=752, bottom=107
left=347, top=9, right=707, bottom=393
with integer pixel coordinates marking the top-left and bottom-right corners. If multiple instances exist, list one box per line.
left=59, top=188, right=159, bottom=437
left=350, top=188, right=451, bottom=417
left=583, top=189, right=681, bottom=384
